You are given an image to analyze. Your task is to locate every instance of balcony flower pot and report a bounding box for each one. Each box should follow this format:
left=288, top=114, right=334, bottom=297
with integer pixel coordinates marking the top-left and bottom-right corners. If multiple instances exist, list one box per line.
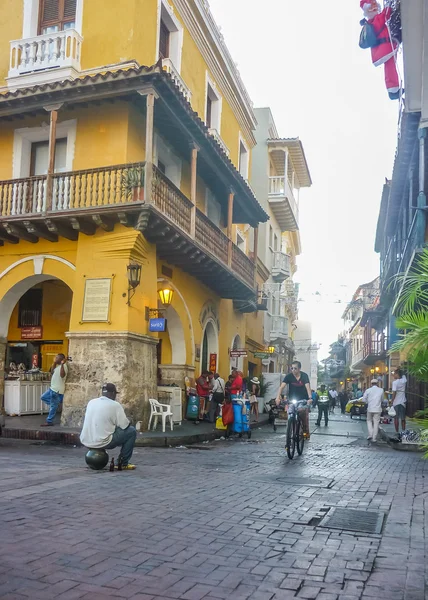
left=121, top=167, right=145, bottom=202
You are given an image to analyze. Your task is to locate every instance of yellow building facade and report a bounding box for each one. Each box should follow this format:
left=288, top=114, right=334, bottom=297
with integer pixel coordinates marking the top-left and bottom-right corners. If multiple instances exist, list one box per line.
left=0, top=0, right=270, bottom=427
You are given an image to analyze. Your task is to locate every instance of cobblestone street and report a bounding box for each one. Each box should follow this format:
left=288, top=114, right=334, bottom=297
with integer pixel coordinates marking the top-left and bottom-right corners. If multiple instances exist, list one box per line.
left=1, top=414, right=427, bottom=600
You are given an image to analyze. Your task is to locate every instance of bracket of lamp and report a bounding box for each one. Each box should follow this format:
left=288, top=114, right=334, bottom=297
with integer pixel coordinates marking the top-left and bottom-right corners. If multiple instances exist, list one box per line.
left=145, top=307, right=166, bottom=321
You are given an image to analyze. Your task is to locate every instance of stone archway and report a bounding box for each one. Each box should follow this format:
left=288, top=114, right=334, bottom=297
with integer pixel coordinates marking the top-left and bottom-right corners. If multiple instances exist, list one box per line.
left=0, top=256, right=76, bottom=417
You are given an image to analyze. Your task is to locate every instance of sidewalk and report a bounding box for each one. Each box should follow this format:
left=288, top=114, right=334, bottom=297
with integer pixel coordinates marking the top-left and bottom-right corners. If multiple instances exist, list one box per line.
left=1, top=413, right=269, bottom=447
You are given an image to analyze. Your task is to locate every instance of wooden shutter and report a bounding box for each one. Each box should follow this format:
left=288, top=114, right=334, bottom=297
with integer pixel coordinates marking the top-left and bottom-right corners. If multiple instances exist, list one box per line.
left=64, top=0, right=77, bottom=19
left=159, top=20, right=170, bottom=59
left=206, top=95, right=212, bottom=128
left=39, top=0, right=77, bottom=33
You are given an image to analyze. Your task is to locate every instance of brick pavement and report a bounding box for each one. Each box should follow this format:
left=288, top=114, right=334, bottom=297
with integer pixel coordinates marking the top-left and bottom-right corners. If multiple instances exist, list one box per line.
left=0, top=416, right=427, bottom=600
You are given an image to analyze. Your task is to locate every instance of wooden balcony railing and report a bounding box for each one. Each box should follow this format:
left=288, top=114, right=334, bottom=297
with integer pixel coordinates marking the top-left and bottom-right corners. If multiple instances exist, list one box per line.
left=0, top=161, right=256, bottom=290
left=152, top=165, right=192, bottom=234
left=195, top=209, right=229, bottom=264
left=232, top=245, right=255, bottom=287
left=0, top=162, right=147, bottom=216
left=364, top=336, right=388, bottom=360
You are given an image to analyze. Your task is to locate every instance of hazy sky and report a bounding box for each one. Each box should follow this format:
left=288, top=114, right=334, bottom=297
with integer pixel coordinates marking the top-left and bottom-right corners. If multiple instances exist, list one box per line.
left=209, top=0, right=400, bottom=359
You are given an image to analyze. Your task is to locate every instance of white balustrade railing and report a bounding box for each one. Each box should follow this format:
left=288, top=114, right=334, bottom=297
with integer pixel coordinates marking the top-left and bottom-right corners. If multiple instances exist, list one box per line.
left=270, top=315, right=288, bottom=338
left=272, top=251, right=291, bottom=276
left=162, top=58, right=192, bottom=103
left=208, top=128, right=230, bottom=157
left=9, top=29, right=83, bottom=77
left=269, top=176, right=299, bottom=222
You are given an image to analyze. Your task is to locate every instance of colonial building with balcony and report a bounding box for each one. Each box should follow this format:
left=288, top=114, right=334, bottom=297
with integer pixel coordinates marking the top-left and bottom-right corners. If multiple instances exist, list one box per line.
left=372, top=0, right=428, bottom=414
left=0, top=0, right=270, bottom=428
left=250, top=108, right=311, bottom=373
left=342, top=278, right=388, bottom=391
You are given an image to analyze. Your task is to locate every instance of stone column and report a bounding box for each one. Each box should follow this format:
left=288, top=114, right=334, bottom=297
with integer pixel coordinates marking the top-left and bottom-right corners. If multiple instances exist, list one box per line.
left=0, top=337, right=6, bottom=422
left=62, top=331, right=158, bottom=429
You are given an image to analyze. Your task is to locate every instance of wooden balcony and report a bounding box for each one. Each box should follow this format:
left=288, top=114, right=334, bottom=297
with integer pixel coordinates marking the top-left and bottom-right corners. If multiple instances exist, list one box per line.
left=363, top=335, right=388, bottom=365
left=0, top=162, right=256, bottom=299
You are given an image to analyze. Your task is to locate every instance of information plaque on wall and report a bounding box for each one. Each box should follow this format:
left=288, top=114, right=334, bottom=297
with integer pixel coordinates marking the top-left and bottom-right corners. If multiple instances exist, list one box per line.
left=82, top=278, right=112, bottom=322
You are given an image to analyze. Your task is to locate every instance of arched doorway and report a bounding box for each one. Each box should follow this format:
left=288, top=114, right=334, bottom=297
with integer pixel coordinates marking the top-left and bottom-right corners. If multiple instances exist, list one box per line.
left=201, top=320, right=218, bottom=373
left=157, top=304, right=186, bottom=366
left=0, top=275, right=72, bottom=417
left=230, top=334, right=244, bottom=373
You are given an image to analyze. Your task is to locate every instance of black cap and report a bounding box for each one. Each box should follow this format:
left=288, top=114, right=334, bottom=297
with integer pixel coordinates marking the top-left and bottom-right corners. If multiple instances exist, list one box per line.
left=102, top=383, right=119, bottom=395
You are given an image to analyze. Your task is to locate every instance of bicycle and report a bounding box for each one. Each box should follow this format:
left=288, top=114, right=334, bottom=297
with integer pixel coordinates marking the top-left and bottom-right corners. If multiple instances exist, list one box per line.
left=285, top=399, right=307, bottom=459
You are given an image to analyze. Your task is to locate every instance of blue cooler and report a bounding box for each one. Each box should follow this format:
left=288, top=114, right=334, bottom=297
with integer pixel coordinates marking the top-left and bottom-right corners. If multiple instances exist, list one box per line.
left=232, top=401, right=251, bottom=436
left=186, top=394, right=199, bottom=420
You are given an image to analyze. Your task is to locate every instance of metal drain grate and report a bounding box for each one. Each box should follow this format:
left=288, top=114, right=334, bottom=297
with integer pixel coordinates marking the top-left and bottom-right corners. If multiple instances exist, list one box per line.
left=319, top=508, right=385, bottom=534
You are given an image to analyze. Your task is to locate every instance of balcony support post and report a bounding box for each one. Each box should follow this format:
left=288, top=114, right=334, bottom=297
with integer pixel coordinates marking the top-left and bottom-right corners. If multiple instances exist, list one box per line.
left=190, top=143, right=199, bottom=238
left=284, top=148, right=289, bottom=185
left=144, top=92, right=156, bottom=205
left=253, top=225, right=259, bottom=286
left=43, top=103, right=63, bottom=213
left=227, top=190, right=234, bottom=267
left=417, top=127, right=427, bottom=246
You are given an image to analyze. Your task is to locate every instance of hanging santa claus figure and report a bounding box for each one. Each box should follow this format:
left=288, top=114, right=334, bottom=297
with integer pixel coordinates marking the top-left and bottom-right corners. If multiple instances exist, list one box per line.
left=360, top=0, right=400, bottom=100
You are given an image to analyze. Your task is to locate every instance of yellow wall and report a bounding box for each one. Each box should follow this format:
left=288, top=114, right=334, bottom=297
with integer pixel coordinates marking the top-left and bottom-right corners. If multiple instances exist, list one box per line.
left=0, top=0, right=253, bottom=173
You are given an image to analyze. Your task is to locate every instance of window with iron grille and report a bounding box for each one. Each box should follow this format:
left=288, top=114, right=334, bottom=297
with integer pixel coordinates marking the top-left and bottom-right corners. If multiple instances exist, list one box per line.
left=38, top=0, right=77, bottom=34
left=18, top=289, right=43, bottom=328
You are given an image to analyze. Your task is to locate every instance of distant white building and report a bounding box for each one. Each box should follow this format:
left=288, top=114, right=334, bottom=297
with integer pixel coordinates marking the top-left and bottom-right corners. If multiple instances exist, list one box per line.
left=294, top=320, right=318, bottom=390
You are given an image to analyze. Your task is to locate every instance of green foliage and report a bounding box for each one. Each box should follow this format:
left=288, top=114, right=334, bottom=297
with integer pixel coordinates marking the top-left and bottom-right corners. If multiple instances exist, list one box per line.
left=121, top=167, right=145, bottom=199
left=390, top=248, right=428, bottom=382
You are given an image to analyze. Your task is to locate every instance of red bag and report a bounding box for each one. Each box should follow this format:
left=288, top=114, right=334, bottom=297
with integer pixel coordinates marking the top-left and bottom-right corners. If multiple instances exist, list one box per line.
left=222, top=401, right=234, bottom=426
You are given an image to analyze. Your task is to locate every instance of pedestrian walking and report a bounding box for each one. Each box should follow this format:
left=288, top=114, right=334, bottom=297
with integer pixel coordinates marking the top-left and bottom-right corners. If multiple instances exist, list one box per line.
left=316, top=394, right=329, bottom=426
left=328, top=388, right=337, bottom=414
left=391, top=369, right=407, bottom=433
left=40, top=353, right=68, bottom=426
left=249, top=377, right=261, bottom=422
left=339, top=391, right=348, bottom=414
left=209, top=373, right=225, bottom=423
left=196, top=371, right=210, bottom=421
left=311, top=389, right=319, bottom=410
left=80, top=383, right=137, bottom=469
left=363, top=379, right=384, bottom=443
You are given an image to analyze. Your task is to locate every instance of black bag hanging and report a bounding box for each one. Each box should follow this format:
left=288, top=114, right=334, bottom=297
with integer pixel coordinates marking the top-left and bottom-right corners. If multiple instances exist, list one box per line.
left=359, top=19, right=380, bottom=49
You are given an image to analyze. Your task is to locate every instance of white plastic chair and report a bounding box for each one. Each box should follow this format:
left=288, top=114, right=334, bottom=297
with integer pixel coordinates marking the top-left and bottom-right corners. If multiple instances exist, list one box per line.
left=148, top=399, right=174, bottom=432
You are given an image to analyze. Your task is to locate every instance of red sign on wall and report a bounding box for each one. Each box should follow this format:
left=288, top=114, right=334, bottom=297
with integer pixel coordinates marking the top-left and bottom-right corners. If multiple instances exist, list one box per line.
left=209, top=353, right=217, bottom=373
left=21, top=326, right=43, bottom=340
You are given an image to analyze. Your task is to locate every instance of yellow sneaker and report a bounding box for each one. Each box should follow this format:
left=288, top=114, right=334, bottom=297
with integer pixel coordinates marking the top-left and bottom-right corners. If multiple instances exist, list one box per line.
left=115, top=463, right=136, bottom=470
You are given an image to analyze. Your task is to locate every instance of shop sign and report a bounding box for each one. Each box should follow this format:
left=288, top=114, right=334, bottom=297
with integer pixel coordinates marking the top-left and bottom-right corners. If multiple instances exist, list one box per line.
left=209, top=353, right=217, bottom=373
left=230, top=349, right=247, bottom=358
left=149, top=318, right=166, bottom=332
left=82, top=278, right=112, bottom=322
left=21, top=326, right=43, bottom=340
left=254, top=352, right=270, bottom=359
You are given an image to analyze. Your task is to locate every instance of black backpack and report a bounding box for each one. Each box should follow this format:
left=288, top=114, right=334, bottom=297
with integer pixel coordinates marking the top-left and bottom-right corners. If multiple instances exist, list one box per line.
left=359, top=19, right=380, bottom=49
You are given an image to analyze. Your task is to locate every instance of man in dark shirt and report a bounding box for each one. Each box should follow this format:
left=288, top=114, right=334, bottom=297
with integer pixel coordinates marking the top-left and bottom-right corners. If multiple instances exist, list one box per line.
left=276, top=361, right=311, bottom=402
left=276, top=360, right=311, bottom=437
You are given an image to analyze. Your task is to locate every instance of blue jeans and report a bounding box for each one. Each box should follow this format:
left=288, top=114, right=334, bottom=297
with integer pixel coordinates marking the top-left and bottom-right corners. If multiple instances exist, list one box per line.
left=41, top=388, right=64, bottom=424
left=102, top=426, right=137, bottom=466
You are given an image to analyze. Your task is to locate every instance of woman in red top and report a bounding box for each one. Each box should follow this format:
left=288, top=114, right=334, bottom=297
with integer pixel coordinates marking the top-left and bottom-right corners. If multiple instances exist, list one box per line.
left=230, top=371, right=243, bottom=398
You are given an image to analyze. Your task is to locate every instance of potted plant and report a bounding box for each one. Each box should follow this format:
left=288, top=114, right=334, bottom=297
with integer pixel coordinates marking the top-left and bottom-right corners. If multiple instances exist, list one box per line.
left=121, top=166, right=145, bottom=202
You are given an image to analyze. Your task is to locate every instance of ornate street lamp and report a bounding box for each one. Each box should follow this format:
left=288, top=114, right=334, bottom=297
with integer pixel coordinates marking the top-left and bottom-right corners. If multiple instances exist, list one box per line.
left=268, top=345, right=276, bottom=355
left=158, top=288, right=174, bottom=307
left=127, top=263, right=142, bottom=305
